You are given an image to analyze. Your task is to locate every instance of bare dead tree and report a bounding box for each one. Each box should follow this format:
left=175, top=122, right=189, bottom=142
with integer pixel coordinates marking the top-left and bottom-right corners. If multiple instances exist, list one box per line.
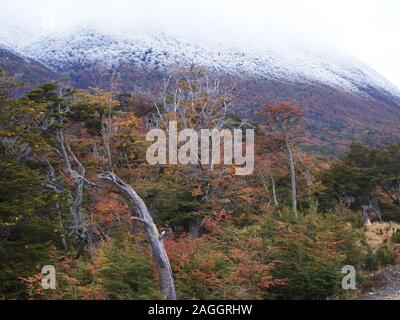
left=286, top=135, right=298, bottom=217
left=338, top=193, right=355, bottom=210
left=43, top=86, right=98, bottom=249
left=98, top=171, right=176, bottom=299
left=55, top=128, right=96, bottom=249
left=152, top=71, right=239, bottom=237
left=154, top=71, right=236, bottom=133
left=96, top=72, right=177, bottom=300
left=256, top=153, right=281, bottom=210
left=43, top=159, right=68, bottom=250
left=362, top=205, right=373, bottom=226
left=368, top=193, right=383, bottom=222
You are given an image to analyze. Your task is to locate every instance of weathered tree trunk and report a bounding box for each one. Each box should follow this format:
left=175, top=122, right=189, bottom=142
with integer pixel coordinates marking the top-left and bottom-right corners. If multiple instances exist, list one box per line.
left=270, top=172, right=279, bottom=208
left=56, top=202, right=68, bottom=251
left=189, top=218, right=202, bottom=239
left=369, top=195, right=383, bottom=222
left=99, top=171, right=177, bottom=300
left=56, top=129, right=95, bottom=249
left=286, top=137, right=298, bottom=218
left=66, top=179, right=95, bottom=248
left=44, top=161, right=69, bottom=250
left=97, top=74, right=176, bottom=299
left=362, top=205, right=372, bottom=226
left=257, top=171, right=278, bottom=207
left=131, top=215, right=143, bottom=252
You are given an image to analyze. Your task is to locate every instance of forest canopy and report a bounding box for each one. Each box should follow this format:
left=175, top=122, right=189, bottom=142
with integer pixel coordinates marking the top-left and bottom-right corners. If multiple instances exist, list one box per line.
left=0, top=69, right=399, bottom=300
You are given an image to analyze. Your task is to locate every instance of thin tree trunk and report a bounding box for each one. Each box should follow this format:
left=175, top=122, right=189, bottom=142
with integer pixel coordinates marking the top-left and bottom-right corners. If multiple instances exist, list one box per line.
left=56, top=129, right=95, bottom=248
left=99, top=172, right=177, bottom=300
left=286, top=137, right=297, bottom=218
left=256, top=170, right=276, bottom=207
left=362, top=205, right=372, bottom=226
left=131, top=208, right=143, bottom=252
left=98, top=73, right=176, bottom=299
left=189, top=218, right=202, bottom=239
left=56, top=202, right=68, bottom=251
left=270, top=172, right=279, bottom=208
left=369, top=195, right=383, bottom=222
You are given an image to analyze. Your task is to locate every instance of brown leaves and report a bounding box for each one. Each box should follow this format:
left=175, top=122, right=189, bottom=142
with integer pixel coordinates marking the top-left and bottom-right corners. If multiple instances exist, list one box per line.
left=74, top=89, right=120, bottom=112
left=19, top=273, right=46, bottom=299
left=258, top=102, right=305, bottom=140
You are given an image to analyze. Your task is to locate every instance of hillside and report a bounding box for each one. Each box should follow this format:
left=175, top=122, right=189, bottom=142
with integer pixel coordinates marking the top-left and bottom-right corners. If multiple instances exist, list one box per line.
left=1, top=27, right=400, bottom=153
left=1, top=27, right=400, bottom=302
left=0, top=47, right=58, bottom=90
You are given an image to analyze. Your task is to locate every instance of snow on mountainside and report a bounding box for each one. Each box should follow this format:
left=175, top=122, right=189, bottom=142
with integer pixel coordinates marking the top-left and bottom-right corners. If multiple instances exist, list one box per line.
left=1, top=26, right=400, bottom=154
left=2, top=27, right=399, bottom=100
left=0, top=24, right=37, bottom=51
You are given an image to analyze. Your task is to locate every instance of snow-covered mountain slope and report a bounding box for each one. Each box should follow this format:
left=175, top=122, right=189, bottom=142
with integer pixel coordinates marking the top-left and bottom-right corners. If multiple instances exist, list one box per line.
left=3, top=28, right=399, bottom=100
left=1, top=27, right=400, bottom=153
left=0, top=24, right=36, bottom=50
left=0, top=46, right=58, bottom=89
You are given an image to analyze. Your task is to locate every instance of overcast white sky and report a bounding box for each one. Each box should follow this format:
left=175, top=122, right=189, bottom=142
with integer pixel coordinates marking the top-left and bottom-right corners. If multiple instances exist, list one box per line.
left=1, top=0, right=399, bottom=88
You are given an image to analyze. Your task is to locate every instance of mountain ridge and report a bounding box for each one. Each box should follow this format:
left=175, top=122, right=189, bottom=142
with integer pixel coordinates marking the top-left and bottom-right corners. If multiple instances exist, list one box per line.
left=1, top=26, right=400, bottom=154
left=5, top=27, right=399, bottom=99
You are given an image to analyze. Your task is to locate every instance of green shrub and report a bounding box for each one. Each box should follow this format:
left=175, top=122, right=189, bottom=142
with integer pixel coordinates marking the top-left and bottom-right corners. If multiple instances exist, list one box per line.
left=375, top=245, right=397, bottom=267
left=364, top=245, right=397, bottom=272
left=364, top=251, right=379, bottom=271
left=95, top=237, right=161, bottom=300
left=45, top=234, right=161, bottom=300
left=392, top=229, right=400, bottom=244
left=261, top=212, right=363, bottom=300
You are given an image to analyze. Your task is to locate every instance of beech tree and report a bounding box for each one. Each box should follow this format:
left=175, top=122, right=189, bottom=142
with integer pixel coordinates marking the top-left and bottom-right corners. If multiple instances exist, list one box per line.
left=319, top=142, right=383, bottom=225
left=24, top=83, right=98, bottom=248
left=1, top=68, right=391, bottom=301
left=255, top=134, right=287, bottom=210
left=0, top=74, right=60, bottom=298
left=74, top=83, right=177, bottom=300
left=258, top=102, right=304, bottom=218
left=376, top=144, right=400, bottom=209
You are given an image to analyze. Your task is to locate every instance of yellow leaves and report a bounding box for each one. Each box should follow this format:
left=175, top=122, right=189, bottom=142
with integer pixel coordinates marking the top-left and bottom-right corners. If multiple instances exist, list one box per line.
left=20, top=273, right=46, bottom=299
left=191, top=186, right=203, bottom=197
left=236, top=187, right=264, bottom=204
left=74, top=89, right=120, bottom=112
left=177, top=79, right=192, bottom=91
left=113, top=112, right=140, bottom=133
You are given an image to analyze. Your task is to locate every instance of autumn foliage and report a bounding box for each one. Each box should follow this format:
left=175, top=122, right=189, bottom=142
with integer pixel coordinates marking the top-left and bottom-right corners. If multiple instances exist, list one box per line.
left=1, top=69, right=399, bottom=300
